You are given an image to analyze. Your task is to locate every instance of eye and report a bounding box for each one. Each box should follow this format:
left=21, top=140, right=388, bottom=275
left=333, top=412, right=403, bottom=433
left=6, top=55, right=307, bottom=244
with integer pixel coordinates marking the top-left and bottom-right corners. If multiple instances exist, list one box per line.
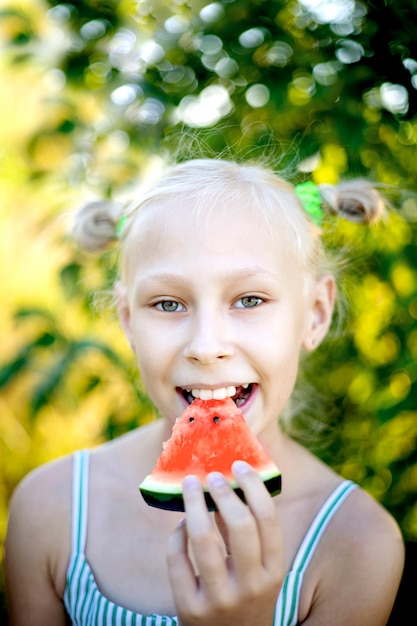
left=234, top=296, right=263, bottom=309
left=155, top=300, right=185, bottom=312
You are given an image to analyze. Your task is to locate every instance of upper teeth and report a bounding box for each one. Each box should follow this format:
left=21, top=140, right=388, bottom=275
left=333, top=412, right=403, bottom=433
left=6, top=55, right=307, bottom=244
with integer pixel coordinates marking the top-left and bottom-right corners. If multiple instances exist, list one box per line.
left=187, top=384, right=249, bottom=401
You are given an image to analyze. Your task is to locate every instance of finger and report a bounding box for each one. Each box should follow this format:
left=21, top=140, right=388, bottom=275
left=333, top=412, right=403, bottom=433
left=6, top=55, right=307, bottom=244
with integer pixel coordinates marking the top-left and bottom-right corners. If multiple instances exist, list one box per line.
left=167, top=518, right=199, bottom=606
left=182, top=475, right=231, bottom=600
left=206, top=471, right=263, bottom=583
left=232, top=460, right=284, bottom=574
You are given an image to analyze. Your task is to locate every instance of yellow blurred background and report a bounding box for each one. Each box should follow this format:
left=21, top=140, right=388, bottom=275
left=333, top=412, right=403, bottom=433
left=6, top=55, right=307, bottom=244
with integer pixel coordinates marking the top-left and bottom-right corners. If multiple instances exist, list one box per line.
left=1, top=0, right=417, bottom=618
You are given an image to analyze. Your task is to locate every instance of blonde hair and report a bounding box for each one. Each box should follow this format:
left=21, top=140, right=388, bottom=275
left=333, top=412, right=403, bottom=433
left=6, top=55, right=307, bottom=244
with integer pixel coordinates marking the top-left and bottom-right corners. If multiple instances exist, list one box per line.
left=71, top=158, right=385, bottom=279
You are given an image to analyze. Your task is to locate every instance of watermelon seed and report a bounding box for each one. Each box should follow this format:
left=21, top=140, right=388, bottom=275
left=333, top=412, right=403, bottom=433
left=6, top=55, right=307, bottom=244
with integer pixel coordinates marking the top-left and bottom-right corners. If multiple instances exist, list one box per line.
left=189, top=417, right=194, bottom=423
left=213, top=416, right=220, bottom=423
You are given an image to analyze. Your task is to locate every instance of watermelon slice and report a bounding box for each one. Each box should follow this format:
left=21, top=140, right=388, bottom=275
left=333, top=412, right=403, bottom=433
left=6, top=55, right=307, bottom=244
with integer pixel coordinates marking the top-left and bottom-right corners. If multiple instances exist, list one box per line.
left=139, top=398, right=281, bottom=511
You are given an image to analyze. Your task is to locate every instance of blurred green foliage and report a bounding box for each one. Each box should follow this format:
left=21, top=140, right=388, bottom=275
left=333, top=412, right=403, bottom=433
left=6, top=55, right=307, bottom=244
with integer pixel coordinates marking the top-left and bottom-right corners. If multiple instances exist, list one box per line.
left=1, top=0, right=417, bottom=617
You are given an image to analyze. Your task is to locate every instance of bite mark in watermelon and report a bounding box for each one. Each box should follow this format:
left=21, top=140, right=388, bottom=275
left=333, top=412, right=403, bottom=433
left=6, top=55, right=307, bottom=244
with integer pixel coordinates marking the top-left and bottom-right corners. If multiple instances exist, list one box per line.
left=139, top=398, right=281, bottom=511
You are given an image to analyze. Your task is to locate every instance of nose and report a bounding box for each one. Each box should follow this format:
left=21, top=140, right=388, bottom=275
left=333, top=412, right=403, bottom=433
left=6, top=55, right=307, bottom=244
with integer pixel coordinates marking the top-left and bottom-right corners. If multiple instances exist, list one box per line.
left=183, top=307, right=234, bottom=364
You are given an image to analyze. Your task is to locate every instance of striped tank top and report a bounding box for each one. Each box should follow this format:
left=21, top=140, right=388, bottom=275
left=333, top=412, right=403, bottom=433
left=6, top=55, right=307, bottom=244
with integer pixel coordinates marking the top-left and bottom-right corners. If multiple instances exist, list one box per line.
left=64, top=450, right=356, bottom=626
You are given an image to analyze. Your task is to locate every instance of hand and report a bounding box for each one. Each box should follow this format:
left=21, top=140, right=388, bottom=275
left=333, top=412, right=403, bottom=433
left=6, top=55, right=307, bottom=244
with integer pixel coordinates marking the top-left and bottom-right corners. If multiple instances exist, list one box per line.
left=167, top=461, right=285, bottom=626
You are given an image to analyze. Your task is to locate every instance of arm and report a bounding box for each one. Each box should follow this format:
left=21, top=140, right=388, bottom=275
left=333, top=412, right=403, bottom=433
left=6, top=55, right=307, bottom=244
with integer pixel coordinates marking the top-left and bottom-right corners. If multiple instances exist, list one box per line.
left=167, top=460, right=285, bottom=626
left=5, top=464, right=70, bottom=626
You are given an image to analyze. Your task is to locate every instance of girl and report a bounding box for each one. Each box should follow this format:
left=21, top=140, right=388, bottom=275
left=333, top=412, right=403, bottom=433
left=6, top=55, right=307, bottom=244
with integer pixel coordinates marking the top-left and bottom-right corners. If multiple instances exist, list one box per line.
left=5, top=158, right=404, bottom=625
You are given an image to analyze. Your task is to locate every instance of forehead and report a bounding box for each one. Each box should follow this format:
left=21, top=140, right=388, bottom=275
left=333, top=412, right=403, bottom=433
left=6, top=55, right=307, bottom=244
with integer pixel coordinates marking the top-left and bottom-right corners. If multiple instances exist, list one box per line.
left=142, top=197, right=275, bottom=239
left=121, top=197, right=299, bottom=282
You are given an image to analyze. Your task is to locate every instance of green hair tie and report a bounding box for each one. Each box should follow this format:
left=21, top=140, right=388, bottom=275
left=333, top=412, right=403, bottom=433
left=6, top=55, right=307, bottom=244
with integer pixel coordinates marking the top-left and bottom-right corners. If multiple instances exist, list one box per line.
left=116, top=215, right=127, bottom=238
left=294, top=181, right=324, bottom=225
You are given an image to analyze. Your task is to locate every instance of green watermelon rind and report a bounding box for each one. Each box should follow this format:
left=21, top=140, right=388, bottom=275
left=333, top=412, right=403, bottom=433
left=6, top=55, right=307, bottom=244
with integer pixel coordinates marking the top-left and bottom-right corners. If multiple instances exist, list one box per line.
left=139, top=466, right=282, bottom=512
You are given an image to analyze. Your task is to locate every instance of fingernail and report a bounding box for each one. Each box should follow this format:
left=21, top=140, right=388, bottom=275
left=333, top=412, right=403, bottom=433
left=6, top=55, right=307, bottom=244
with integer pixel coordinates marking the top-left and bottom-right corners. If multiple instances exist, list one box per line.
left=233, top=460, right=252, bottom=475
left=182, top=475, right=201, bottom=491
left=207, top=472, right=227, bottom=488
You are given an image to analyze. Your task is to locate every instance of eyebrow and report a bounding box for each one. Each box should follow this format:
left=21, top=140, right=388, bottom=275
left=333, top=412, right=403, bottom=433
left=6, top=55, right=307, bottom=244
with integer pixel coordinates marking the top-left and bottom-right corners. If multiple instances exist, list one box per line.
left=135, top=267, right=280, bottom=289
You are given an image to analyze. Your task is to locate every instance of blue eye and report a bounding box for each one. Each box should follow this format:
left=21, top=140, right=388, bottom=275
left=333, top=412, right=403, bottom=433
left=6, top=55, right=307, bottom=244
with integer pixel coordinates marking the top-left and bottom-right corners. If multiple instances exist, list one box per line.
left=235, top=296, right=263, bottom=308
left=156, top=301, right=185, bottom=312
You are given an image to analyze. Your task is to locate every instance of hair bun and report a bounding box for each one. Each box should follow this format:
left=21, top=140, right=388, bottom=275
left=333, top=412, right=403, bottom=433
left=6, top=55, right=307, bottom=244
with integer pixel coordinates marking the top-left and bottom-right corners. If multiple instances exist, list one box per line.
left=71, top=200, right=122, bottom=251
left=319, top=180, right=385, bottom=225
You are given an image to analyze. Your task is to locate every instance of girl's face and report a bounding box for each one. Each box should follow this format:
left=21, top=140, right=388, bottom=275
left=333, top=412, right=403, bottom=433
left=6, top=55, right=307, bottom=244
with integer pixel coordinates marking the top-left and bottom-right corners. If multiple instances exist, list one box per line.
left=118, top=199, right=334, bottom=443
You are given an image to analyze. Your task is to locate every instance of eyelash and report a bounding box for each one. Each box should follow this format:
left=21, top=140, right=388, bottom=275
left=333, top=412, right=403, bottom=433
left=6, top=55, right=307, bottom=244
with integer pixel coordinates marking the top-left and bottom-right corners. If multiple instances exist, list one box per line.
left=155, top=300, right=186, bottom=313
left=234, top=296, right=264, bottom=309
left=153, top=296, right=264, bottom=312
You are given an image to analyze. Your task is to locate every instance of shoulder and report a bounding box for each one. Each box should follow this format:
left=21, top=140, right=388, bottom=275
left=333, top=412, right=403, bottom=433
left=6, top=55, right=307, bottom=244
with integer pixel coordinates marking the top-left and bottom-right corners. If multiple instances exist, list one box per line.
left=6, top=453, right=75, bottom=597
left=8, top=453, right=74, bottom=522
left=332, top=484, right=404, bottom=566
left=303, top=484, right=404, bottom=625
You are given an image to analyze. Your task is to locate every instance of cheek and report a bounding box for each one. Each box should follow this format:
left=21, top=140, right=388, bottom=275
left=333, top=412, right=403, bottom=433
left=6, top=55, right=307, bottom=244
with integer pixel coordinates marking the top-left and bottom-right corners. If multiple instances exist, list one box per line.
left=129, top=320, right=157, bottom=368
left=248, top=312, right=304, bottom=356
left=130, top=319, right=176, bottom=379
left=248, top=320, right=303, bottom=394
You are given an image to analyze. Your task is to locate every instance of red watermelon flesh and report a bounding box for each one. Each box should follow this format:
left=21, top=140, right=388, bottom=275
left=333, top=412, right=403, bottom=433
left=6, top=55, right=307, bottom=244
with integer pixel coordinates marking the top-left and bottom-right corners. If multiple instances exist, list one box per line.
left=139, top=398, right=281, bottom=511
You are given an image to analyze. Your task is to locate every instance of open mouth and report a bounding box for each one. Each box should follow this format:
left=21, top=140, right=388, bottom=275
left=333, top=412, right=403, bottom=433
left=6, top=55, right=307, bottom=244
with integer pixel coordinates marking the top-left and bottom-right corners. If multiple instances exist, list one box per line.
left=179, top=383, right=255, bottom=408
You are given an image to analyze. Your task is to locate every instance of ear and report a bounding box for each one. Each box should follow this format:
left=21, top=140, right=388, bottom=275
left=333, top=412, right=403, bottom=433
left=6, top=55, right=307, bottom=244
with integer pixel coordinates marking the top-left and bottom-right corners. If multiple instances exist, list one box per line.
left=114, top=281, right=135, bottom=350
left=302, top=274, right=336, bottom=351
